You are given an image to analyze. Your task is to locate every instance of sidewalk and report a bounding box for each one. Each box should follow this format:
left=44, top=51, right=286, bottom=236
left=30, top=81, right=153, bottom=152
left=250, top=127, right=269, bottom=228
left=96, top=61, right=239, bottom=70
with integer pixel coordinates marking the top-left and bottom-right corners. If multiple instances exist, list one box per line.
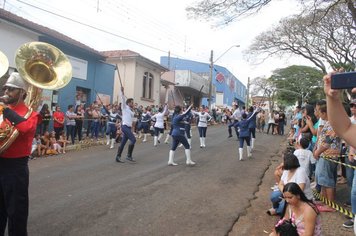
left=65, top=138, right=105, bottom=152
left=229, top=142, right=354, bottom=236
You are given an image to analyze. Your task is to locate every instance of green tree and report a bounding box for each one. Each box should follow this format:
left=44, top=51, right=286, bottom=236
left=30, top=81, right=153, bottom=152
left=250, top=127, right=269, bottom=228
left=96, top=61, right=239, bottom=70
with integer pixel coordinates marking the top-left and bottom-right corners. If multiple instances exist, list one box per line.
left=247, top=5, right=356, bottom=73
left=270, top=65, right=324, bottom=106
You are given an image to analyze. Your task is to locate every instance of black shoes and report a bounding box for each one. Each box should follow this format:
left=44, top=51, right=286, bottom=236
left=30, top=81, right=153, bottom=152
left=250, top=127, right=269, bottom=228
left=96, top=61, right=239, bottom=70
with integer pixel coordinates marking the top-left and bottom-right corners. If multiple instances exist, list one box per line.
left=115, top=155, right=136, bottom=163
left=126, top=156, right=136, bottom=162
left=116, top=144, right=136, bottom=163
left=228, top=135, right=232, bottom=138
left=115, top=155, right=124, bottom=163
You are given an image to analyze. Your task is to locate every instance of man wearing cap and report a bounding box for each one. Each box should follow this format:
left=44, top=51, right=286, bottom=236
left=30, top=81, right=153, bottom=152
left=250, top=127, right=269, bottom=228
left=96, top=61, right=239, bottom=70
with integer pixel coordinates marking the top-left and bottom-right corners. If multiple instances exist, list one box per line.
left=0, top=72, right=39, bottom=235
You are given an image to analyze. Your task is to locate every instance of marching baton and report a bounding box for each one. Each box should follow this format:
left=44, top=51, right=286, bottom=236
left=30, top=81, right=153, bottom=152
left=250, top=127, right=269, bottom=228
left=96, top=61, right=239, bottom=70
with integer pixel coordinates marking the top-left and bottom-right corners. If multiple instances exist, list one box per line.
left=198, top=85, right=204, bottom=106
left=164, top=89, right=170, bottom=104
left=176, top=88, right=186, bottom=106
left=171, top=90, right=176, bottom=106
left=115, top=64, right=123, bottom=88
left=94, top=90, right=109, bottom=113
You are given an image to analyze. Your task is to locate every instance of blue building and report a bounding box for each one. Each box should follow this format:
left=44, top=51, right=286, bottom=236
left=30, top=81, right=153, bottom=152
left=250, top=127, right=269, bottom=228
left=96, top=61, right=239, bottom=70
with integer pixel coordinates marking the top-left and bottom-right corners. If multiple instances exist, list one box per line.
left=0, top=8, right=115, bottom=113
left=160, top=56, right=246, bottom=108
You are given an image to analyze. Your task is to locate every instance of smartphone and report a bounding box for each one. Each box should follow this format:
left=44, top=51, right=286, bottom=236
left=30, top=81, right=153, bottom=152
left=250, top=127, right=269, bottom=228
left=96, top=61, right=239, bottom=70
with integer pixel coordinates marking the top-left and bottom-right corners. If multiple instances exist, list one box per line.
left=331, top=72, right=356, bottom=89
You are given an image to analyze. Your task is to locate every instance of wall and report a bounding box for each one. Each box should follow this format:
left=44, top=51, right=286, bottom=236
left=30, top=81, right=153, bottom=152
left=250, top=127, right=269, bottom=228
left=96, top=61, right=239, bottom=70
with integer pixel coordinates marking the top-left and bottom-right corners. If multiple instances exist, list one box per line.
left=0, top=21, right=38, bottom=68
left=136, top=59, right=162, bottom=106
left=38, top=37, right=114, bottom=111
left=113, top=58, right=163, bottom=107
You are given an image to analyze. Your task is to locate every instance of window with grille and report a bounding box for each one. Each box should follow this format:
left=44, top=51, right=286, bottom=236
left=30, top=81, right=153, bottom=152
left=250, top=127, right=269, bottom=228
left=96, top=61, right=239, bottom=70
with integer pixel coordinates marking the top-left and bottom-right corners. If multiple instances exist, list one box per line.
left=142, top=72, right=153, bottom=99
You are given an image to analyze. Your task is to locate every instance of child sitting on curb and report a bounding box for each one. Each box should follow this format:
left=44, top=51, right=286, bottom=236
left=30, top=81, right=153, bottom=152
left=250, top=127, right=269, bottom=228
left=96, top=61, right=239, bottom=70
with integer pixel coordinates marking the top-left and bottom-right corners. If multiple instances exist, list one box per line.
left=58, top=131, right=70, bottom=154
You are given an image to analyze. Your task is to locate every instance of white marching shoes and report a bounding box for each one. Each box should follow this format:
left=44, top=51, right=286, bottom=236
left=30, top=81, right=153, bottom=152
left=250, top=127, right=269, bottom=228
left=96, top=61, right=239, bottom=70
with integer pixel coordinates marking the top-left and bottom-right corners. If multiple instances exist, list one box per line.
left=199, top=137, right=203, bottom=148
left=110, top=138, right=115, bottom=149
left=158, top=133, right=163, bottom=143
left=164, top=134, right=170, bottom=144
left=106, top=135, right=110, bottom=146
left=142, top=134, right=147, bottom=143
left=185, top=149, right=195, bottom=165
left=168, top=150, right=178, bottom=166
left=247, top=146, right=252, bottom=158
left=251, top=138, right=256, bottom=150
left=239, top=148, right=244, bottom=161
left=154, top=136, right=158, bottom=146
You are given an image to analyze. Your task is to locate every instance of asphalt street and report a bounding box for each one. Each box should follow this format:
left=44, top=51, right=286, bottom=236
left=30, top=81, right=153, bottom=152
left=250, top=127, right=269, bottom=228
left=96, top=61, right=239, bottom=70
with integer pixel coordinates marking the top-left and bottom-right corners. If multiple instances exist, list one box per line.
left=27, top=125, right=284, bottom=236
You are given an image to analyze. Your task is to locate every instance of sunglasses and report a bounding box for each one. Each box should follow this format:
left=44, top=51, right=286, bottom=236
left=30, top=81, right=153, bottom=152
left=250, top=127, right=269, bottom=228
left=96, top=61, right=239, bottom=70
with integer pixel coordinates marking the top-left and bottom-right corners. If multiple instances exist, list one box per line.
left=350, top=104, right=356, bottom=108
left=2, top=86, right=18, bottom=92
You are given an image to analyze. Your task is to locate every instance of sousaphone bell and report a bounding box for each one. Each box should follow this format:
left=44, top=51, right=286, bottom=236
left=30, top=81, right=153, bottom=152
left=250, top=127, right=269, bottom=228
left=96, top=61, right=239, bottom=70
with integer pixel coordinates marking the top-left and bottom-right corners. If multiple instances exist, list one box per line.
left=0, top=42, right=72, bottom=153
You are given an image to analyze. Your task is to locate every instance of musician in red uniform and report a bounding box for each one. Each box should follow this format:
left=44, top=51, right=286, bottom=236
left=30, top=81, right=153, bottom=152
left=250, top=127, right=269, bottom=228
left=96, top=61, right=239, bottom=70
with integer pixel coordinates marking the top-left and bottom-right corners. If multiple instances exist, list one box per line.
left=0, top=72, right=39, bottom=236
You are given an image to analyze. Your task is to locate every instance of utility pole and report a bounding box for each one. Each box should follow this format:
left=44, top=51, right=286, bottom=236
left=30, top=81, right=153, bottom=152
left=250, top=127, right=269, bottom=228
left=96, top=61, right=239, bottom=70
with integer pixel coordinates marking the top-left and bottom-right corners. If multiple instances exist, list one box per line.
left=208, top=45, right=240, bottom=109
left=246, top=77, right=250, bottom=107
left=208, top=50, right=213, bottom=109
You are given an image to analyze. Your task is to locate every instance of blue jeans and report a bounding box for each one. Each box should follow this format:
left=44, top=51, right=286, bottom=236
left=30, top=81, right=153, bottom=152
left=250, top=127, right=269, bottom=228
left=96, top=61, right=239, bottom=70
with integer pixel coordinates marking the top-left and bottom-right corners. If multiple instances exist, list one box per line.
left=198, top=127, right=207, bottom=137
left=270, top=190, right=285, bottom=215
left=91, top=121, right=100, bottom=139
left=118, top=125, right=136, bottom=149
left=351, top=168, right=356, bottom=214
left=346, top=158, right=355, bottom=188
left=66, top=125, right=75, bottom=145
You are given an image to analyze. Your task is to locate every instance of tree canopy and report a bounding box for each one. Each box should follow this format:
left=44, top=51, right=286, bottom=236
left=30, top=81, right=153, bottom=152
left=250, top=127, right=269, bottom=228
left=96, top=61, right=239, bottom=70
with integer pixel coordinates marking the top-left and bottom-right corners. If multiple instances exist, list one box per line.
left=250, top=65, right=324, bottom=108
left=270, top=65, right=324, bottom=106
left=186, top=0, right=356, bottom=27
left=247, top=5, right=356, bottom=72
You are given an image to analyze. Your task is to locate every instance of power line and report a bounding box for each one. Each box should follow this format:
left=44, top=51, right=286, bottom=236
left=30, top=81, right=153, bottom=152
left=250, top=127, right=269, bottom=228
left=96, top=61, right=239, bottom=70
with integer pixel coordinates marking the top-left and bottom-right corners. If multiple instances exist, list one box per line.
left=9, top=0, right=185, bottom=56
left=2, top=0, right=215, bottom=66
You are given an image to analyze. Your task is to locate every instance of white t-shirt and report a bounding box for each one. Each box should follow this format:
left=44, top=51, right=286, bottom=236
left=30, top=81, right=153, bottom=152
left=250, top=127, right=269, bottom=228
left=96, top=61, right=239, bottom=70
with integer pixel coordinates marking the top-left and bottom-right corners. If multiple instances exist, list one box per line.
left=294, top=149, right=313, bottom=176
left=120, top=91, right=134, bottom=127
left=232, top=109, right=242, bottom=120
left=192, top=111, right=212, bottom=127
left=281, top=167, right=313, bottom=200
left=268, top=113, right=275, bottom=124
left=152, top=105, right=168, bottom=129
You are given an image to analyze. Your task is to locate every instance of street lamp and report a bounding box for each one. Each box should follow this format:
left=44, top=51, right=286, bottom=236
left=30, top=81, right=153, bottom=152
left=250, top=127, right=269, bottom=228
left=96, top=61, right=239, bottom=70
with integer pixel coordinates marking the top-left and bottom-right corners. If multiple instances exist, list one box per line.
left=208, top=45, right=240, bottom=109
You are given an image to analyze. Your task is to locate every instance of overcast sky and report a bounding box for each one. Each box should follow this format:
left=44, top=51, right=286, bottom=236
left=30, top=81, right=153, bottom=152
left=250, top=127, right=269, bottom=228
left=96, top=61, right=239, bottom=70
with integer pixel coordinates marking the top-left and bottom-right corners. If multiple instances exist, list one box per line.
left=2, top=0, right=315, bottom=86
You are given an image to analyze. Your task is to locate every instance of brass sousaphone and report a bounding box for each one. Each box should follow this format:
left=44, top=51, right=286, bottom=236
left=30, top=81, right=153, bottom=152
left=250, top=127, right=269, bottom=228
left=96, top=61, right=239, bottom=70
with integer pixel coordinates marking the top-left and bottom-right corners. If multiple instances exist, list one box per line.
left=0, top=42, right=72, bottom=153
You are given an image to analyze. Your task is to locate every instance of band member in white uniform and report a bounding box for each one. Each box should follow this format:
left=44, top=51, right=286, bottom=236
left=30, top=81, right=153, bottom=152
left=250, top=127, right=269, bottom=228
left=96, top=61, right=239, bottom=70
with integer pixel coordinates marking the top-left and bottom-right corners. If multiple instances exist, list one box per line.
left=151, top=104, right=168, bottom=146
left=192, top=107, right=212, bottom=148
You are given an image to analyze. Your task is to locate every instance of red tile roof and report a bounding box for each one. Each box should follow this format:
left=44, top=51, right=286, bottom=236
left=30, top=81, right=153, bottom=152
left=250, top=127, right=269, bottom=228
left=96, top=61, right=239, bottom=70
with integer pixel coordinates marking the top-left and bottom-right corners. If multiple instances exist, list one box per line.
left=0, top=8, right=103, bottom=58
